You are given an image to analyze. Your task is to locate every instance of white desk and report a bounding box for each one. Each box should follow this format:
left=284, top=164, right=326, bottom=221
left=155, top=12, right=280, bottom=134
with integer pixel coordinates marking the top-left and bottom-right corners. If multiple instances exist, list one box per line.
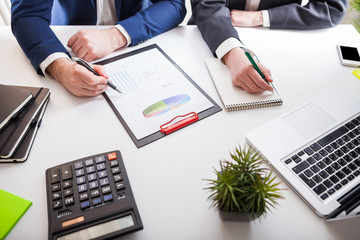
left=1, top=25, right=360, bottom=240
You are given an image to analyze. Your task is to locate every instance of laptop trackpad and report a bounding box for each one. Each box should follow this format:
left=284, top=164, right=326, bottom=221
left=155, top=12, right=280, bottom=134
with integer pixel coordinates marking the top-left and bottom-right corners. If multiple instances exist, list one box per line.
left=283, top=102, right=336, bottom=139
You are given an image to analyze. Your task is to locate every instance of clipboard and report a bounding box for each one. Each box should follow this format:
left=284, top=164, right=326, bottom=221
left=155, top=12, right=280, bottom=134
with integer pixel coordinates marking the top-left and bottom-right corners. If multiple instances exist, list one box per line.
left=96, top=44, right=221, bottom=148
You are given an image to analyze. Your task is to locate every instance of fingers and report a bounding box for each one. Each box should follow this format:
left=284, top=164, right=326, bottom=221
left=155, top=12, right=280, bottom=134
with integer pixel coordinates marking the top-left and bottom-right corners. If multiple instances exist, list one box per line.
left=67, top=32, right=78, bottom=48
left=258, top=62, right=273, bottom=83
left=232, top=64, right=273, bottom=93
left=71, top=64, right=108, bottom=89
left=92, top=65, right=109, bottom=79
left=223, top=47, right=274, bottom=94
left=67, top=74, right=108, bottom=97
left=69, top=86, right=107, bottom=97
left=67, top=30, right=96, bottom=61
left=53, top=60, right=108, bottom=97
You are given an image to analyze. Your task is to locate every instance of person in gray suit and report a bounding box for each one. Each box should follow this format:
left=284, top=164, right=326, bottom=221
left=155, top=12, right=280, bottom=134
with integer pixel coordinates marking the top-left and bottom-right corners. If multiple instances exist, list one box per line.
left=189, top=0, right=348, bottom=93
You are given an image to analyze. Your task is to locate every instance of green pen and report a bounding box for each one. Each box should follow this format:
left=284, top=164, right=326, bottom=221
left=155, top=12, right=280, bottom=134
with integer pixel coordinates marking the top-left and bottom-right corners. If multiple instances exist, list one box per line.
left=244, top=51, right=279, bottom=94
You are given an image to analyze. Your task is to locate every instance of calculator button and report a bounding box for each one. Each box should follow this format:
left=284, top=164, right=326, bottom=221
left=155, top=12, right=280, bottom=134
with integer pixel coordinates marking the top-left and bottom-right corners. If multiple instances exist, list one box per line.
left=111, top=167, right=121, bottom=174
left=103, top=194, right=113, bottom=202
left=80, top=201, right=90, bottom=209
left=52, top=192, right=62, bottom=200
left=113, top=174, right=123, bottom=182
left=78, top=184, right=88, bottom=193
left=77, top=176, right=86, bottom=185
left=92, top=197, right=102, bottom=206
left=74, top=161, right=83, bottom=169
left=97, top=163, right=106, bottom=171
left=116, top=182, right=125, bottom=190
left=61, top=166, right=73, bottom=180
left=53, top=200, right=63, bottom=209
left=79, top=192, right=89, bottom=201
left=108, top=152, right=117, bottom=160
left=52, top=183, right=60, bottom=192
left=95, top=155, right=106, bottom=163
left=63, top=180, right=72, bottom=189
left=89, top=181, right=99, bottom=190
left=102, top=186, right=111, bottom=194
left=98, top=170, right=108, bottom=179
left=85, top=159, right=94, bottom=166
left=109, top=160, right=119, bottom=167
left=64, top=188, right=73, bottom=197
left=100, top=178, right=109, bottom=186
left=91, top=189, right=100, bottom=198
left=64, top=197, right=74, bottom=206
left=86, top=166, right=96, bottom=174
left=75, top=168, right=85, bottom=177
left=87, top=173, right=97, bottom=182
left=62, top=216, right=85, bottom=228
left=50, top=169, right=60, bottom=183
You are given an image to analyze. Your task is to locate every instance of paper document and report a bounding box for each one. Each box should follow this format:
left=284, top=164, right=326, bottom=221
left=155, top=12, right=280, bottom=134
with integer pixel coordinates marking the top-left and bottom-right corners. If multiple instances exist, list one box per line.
left=104, top=47, right=214, bottom=140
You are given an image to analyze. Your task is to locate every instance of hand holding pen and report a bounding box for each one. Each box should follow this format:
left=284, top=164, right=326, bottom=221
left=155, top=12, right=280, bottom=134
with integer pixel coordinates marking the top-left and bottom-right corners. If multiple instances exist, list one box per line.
left=222, top=47, right=274, bottom=94
left=243, top=50, right=279, bottom=95
left=72, top=57, right=122, bottom=94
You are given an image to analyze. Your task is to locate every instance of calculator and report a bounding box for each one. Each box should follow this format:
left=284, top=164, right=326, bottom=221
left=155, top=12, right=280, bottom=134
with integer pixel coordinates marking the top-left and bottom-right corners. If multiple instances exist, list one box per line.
left=45, top=150, right=143, bottom=240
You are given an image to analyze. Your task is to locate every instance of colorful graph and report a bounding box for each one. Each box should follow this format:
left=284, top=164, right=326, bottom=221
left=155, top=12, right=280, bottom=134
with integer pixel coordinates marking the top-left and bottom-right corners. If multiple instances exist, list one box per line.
left=142, top=94, right=191, bottom=118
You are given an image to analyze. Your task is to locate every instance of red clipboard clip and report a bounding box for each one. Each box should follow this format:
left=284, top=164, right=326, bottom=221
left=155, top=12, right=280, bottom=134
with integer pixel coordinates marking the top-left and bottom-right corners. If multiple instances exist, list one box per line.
left=160, top=112, right=199, bottom=135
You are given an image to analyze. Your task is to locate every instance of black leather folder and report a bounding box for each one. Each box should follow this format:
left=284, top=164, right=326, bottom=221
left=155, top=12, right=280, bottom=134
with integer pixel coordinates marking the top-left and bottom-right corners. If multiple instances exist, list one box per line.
left=0, top=87, right=50, bottom=159
left=0, top=84, right=33, bottom=131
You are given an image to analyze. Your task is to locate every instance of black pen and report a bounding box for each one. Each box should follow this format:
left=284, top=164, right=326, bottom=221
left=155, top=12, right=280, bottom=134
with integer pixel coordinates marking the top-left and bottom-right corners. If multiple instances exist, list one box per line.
left=71, top=57, right=122, bottom=94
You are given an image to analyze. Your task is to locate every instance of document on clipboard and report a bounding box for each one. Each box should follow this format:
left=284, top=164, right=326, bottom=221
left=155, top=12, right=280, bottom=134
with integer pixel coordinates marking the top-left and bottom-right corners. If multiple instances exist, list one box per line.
left=97, top=44, right=221, bottom=148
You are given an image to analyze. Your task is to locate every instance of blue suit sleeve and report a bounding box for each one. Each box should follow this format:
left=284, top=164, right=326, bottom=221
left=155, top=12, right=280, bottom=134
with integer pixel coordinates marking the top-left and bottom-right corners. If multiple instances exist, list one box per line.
left=11, top=0, right=71, bottom=75
left=119, top=0, right=186, bottom=46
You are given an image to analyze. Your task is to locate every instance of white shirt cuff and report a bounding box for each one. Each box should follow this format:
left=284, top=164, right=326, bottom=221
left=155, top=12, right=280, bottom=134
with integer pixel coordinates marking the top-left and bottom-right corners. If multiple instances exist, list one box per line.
left=115, top=24, right=132, bottom=47
left=262, top=10, right=270, bottom=28
left=39, top=52, right=70, bottom=79
left=215, top=38, right=245, bottom=60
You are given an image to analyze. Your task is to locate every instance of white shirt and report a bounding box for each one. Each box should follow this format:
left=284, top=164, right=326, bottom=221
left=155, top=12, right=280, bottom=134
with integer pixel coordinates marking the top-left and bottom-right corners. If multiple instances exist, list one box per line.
left=215, top=0, right=270, bottom=60
left=40, top=0, right=131, bottom=77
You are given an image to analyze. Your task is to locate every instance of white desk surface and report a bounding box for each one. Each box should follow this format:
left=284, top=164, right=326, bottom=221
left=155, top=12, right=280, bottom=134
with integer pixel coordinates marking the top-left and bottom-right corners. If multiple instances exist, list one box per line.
left=1, top=25, right=360, bottom=240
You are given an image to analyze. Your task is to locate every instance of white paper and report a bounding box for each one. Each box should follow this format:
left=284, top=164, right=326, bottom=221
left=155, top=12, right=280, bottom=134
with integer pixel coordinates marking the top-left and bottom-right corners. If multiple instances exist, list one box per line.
left=104, top=47, right=214, bottom=140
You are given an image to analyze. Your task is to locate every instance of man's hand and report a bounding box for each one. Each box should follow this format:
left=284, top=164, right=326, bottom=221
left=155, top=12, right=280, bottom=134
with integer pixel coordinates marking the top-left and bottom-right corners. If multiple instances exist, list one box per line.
left=67, top=27, right=127, bottom=62
left=230, top=10, right=263, bottom=27
left=222, top=47, right=273, bottom=93
left=46, top=58, right=109, bottom=97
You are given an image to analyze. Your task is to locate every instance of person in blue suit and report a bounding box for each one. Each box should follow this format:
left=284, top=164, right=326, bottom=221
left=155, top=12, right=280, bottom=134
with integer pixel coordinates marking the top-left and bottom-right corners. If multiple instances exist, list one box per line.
left=11, top=0, right=186, bottom=97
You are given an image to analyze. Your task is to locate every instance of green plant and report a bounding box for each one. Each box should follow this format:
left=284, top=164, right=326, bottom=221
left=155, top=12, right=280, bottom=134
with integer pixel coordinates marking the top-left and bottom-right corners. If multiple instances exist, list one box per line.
left=205, top=145, right=283, bottom=220
left=350, top=0, right=360, bottom=32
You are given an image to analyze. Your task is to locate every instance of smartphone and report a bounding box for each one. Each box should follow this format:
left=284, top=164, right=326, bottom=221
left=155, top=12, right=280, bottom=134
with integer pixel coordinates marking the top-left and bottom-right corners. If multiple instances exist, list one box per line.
left=337, top=45, right=360, bottom=67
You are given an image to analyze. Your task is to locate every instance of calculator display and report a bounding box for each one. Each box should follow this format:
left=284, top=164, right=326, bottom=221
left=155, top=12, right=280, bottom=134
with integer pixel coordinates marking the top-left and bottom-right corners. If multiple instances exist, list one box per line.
left=45, top=150, right=143, bottom=240
left=57, top=215, right=134, bottom=240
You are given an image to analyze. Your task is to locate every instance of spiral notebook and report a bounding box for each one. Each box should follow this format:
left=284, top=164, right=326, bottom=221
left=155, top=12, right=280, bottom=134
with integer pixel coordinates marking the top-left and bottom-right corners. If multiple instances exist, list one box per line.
left=205, top=58, right=282, bottom=111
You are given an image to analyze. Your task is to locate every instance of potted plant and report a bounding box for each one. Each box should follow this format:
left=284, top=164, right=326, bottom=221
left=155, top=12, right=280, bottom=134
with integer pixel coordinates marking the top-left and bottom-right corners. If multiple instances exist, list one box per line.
left=205, top=145, right=283, bottom=221
left=350, top=0, right=360, bottom=32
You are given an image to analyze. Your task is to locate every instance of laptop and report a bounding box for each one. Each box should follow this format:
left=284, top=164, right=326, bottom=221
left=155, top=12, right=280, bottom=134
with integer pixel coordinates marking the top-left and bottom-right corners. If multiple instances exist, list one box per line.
left=246, top=88, right=360, bottom=220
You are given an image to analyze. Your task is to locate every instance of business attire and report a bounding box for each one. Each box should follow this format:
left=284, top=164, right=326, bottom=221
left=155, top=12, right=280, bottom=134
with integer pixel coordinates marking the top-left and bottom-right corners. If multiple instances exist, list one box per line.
left=11, top=0, right=186, bottom=75
left=189, top=0, right=347, bottom=59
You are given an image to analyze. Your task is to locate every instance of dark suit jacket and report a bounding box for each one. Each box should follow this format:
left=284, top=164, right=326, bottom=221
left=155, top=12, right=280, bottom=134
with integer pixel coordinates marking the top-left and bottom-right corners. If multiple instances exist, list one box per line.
left=189, top=0, right=347, bottom=57
left=11, top=0, right=186, bottom=75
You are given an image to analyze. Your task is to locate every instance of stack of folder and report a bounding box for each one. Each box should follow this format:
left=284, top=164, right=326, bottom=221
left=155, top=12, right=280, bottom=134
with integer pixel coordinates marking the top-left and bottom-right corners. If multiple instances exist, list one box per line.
left=0, top=84, right=50, bottom=163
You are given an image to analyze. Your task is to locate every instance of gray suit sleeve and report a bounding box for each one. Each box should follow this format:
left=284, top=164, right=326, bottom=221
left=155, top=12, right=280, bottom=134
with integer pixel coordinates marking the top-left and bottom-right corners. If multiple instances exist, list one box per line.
left=190, top=0, right=241, bottom=57
left=268, top=0, right=348, bottom=29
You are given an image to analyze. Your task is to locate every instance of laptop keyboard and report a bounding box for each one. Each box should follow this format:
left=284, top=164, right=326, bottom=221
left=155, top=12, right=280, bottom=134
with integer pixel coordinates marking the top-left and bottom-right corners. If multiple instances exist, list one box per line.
left=284, top=115, right=360, bottom=201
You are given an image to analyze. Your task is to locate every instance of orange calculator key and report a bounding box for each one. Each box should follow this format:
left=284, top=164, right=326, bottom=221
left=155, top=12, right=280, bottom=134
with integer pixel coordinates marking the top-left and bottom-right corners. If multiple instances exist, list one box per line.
left=108, top=152, right=117, bottom=160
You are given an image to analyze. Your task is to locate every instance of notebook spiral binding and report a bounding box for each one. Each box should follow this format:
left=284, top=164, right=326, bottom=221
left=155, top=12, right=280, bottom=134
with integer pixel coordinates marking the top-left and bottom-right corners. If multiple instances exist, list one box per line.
left=226, top=99, right=283, bottom=112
